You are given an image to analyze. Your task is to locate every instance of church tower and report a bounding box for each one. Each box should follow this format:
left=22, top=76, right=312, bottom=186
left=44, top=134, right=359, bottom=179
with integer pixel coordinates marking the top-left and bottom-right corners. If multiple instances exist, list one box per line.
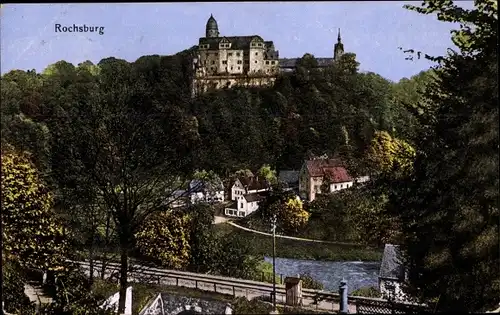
left=333, top=28, right=344, bottom=61
left=206, top=14, right=220, bottom=38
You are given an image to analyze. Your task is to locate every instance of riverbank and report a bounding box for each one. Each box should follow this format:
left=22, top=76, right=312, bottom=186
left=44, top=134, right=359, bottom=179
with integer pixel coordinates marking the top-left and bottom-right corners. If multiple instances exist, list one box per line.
left=214, top=223, right=382, bottom=262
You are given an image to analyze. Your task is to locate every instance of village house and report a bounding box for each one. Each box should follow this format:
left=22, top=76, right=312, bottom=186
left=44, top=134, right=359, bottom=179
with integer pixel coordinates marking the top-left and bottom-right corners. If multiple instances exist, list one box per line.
left=188, top=179, right=225, bottom=204
left=225, top=176, right=270, bottom=217
left=230, top=176, right=269, bottom=201
left=298, top=158, right=369, bottom=202
left=379, top=244, right=408, bottom=302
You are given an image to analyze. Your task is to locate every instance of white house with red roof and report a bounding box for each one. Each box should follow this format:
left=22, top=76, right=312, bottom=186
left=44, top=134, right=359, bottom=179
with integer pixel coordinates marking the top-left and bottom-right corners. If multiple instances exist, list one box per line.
left=298, top=158, right=369, bottom=202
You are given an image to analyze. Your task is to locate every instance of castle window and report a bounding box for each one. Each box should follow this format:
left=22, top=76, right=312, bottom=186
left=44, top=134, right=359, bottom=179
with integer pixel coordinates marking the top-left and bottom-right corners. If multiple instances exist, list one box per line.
left=254, top=60, right=258, bottom=63
left=236, top=52, right=241, bottom=57
left=231, top=66, right=233, bottom=70
left=265, top=61, right=269, bottom=65
left=237, top=60, right=242, bottom=64
left=255, top=52, right=258, bottom=56
left=211, top=60, right=215, bottom=65
left=222, top=60, right=227, bottom=64
left=238, top=67, right=240, bottom=70
left=271, top=61, right=275, bottom=65
left=228, top=53, right=233, bottom=56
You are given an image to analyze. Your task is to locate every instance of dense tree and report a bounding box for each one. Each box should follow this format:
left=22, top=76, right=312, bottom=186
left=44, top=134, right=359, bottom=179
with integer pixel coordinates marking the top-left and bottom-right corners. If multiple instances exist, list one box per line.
left=388, top=0, right=499, bottom=311
left=366, top=130, right=415, bottom=176
left=49, top=57, right=200, bottom=312
left=135, top=211, right=191, bottom=269
left=182, top=204, right=220, bottom=273
left=256, top=164, right=278, bottom=184
left=259, top=186, right=309, bottom=234
left=1, top=150, right=67, bottom=271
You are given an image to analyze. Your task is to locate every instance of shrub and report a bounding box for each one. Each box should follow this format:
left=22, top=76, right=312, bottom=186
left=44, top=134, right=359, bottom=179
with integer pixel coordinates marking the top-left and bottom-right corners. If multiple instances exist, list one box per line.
left=351, top=286, right=382, bottom=298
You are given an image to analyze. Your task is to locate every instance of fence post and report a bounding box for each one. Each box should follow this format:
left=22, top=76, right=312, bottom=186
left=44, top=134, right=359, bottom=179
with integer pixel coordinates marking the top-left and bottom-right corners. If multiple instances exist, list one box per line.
left=339, top=279, right=349, bottom=314
left=280, top=274, right=283, bottom=284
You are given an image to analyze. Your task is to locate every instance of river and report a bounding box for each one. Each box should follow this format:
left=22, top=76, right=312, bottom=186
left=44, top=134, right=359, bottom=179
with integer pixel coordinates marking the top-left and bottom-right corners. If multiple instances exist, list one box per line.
left=264, top=256, right=380, bottom=293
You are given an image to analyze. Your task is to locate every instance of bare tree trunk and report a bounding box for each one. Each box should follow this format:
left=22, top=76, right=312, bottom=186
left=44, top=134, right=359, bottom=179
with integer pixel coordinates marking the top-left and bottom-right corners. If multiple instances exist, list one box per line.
left=101, top=211, right=111, bottom=280
left=117, top=244, right=129, bottom=313
left=89, top=205, right=96, bottom=284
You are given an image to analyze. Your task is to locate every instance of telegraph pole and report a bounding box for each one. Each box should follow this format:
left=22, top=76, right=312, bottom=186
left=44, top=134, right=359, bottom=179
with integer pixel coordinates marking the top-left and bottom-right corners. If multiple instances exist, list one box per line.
left=271, top=214, right=277, bottom=312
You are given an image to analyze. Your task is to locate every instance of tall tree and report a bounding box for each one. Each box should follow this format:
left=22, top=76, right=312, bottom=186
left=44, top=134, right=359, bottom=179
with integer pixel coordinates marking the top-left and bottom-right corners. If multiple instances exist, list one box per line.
left=389, top=0, right=499, bottom=311
left=50, top=57, right=200, bottom=312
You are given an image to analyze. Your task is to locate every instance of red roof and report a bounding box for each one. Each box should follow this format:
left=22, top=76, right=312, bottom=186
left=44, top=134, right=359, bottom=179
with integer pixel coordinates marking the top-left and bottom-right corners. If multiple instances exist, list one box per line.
left=305, top=159, right=352, bottom=183
left=323, top=167, right=352, bottom=183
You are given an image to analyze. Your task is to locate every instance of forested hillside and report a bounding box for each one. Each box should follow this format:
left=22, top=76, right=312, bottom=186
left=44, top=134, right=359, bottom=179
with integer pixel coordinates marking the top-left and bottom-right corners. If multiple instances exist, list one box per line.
left=1, top=0, right=497, bottom=313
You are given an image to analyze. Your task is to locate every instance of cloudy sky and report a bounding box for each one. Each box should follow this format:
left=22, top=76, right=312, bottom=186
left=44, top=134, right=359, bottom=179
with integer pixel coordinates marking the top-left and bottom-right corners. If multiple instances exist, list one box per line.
left=1, top=2, right=473, bottom=82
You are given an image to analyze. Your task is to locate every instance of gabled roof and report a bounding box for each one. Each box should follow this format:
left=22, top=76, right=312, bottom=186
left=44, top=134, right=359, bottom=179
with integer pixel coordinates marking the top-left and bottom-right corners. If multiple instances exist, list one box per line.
left=199, top=35, right=266, bottom=50
left=304, top=158, right=344, bottom=177
left=379, top=244, right=405, bottom=281
left=323, top=166, right=352, bottom=183
left=243, top=192, right=266, bottom=203
left=237, top=176, right=270, bottom=191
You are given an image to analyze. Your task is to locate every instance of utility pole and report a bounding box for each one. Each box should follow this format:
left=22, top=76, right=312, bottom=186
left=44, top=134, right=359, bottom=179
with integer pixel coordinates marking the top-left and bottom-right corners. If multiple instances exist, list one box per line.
left=271, top=214, right=277, bottom=312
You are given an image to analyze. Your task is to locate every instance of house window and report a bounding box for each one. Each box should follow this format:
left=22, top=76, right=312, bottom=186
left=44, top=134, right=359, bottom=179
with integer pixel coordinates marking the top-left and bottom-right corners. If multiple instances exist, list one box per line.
left=228, top=53, right=233, bottom=56
left=334, top=185, right=337, bottom=189
left=222, top=60, right=227, bottom=64
left=237, top=60, right=242, bottom=64
left=240, top=202, right=243, bottom=208
left=314, top=185, right=320, bottom=193
left=341, top=184, right=343, bottom=188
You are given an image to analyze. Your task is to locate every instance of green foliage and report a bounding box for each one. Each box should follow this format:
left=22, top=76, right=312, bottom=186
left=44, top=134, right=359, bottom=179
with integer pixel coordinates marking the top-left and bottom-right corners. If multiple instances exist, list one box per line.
left=258, top=187, right=310, bottom=234
left=39, top=263, right=114, bottom=315
left=257, top=164, right=278, bottom=185
left=300, top=273, right=324, bottom=290
left=2, top=260, right=36, bottom=314
left=183, top=204, right=220, bottom=273
left=366, top=130, right=415, bottom=176
left=216, top=234, right=262, bottom=279
left=387, top=0, right=499, bottom=311
left=1, top=150, right=67, bottom=270
left=135, top=211, right=191, bottom=269
left=351, top=286, right=382, bottom=298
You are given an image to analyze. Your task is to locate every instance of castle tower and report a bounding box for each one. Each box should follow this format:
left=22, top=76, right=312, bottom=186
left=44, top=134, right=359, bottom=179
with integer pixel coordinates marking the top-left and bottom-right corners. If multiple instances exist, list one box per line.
left=334, top=28, right=344, bottom=61
left=206, top=14, right=220, bottom=38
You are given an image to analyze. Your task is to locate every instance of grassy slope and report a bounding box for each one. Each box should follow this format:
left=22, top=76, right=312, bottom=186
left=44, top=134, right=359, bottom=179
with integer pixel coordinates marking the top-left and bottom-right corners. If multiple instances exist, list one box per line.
left=215, top=223, right=382, bottom=262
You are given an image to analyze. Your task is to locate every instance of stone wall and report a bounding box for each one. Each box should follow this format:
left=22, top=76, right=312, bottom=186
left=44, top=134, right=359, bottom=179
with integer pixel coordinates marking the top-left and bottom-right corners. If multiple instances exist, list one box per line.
left=140, top=293, right=232, bottom=315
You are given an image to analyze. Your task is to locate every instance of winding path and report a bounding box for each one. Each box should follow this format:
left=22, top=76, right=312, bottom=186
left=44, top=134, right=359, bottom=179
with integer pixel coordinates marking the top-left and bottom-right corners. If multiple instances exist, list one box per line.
left=225, top=220, right=364, bottom=247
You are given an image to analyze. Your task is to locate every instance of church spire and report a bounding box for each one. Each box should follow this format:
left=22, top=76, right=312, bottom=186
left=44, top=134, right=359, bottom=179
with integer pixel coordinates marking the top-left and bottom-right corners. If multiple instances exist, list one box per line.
left=334, top=28, right=344, bottom=61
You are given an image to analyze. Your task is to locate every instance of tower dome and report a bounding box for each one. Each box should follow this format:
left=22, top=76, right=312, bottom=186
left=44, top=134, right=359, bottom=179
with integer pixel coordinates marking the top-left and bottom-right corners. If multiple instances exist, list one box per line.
left=205, top=14, right=219, bottom=38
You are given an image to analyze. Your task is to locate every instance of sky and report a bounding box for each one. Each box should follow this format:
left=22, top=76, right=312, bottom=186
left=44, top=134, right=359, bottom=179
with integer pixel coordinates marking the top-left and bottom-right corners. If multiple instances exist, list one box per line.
left=1, top=2, right=474, bottom=82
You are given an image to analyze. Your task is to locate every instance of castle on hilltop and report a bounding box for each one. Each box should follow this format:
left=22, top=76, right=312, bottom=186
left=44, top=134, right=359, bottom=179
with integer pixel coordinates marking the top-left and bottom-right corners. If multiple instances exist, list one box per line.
left=191, top=14, right=345, bottom=97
